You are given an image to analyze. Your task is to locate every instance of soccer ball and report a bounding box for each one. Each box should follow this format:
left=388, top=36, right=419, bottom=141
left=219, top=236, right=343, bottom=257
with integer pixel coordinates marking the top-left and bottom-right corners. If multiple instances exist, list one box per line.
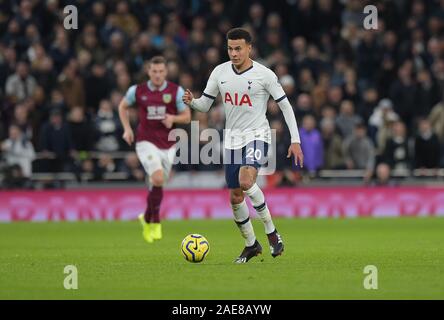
left=181, top=234, right=210, bottom=263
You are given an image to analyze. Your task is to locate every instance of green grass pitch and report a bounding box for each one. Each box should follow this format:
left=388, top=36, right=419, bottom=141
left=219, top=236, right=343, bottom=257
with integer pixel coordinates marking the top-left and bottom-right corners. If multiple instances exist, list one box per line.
left=0, top=217, right=443, bottom=299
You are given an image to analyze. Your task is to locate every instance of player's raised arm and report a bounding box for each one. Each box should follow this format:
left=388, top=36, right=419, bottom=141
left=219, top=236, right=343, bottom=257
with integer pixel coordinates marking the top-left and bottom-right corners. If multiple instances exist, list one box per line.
left=266, top=71, right=304, bottom=168
left=182, top=68, right=220, bottom=113
left=118, top=85, right=135, bottom=146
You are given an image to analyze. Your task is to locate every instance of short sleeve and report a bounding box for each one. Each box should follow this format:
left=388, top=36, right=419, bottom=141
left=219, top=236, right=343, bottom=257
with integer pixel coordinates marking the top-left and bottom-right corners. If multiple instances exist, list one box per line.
left=176, top=86, right=187, bottom=112
left=124, top=85, right=137, bottom=105
left=265, top=70, right=287, bottom=102
left=202, top=67, right=220, bottom=100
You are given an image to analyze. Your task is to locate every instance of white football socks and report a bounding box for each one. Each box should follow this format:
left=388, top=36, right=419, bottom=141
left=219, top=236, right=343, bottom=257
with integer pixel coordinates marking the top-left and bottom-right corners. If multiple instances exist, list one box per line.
left=244, top=183, right=276, bottom=234
left=232, top=199, right=256, bottom=247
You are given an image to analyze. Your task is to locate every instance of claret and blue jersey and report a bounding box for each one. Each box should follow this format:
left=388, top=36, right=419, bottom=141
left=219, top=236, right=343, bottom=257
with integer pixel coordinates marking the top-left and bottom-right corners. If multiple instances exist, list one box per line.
left=124, top=80, right=186, bottom=149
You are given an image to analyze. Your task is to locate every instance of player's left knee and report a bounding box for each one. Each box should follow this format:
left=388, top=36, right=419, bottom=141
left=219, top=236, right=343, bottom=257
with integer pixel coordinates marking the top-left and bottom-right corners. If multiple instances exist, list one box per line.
left=239, top=178, right=254, bottom=191
left=150, top=171, right=165, bottom=186
left=230, top=189, right=244, bottom=204
left=230, top=194, right=244, bottom=205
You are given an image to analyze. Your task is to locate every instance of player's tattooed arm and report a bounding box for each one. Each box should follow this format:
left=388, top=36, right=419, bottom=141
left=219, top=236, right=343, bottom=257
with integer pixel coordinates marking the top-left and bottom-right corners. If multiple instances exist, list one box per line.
left=276, top=98, right=303, bottom=167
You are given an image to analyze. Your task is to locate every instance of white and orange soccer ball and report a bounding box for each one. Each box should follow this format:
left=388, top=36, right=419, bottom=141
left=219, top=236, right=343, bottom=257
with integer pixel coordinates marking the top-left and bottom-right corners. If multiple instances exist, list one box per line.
left=181, top=234, right=210, bottom=263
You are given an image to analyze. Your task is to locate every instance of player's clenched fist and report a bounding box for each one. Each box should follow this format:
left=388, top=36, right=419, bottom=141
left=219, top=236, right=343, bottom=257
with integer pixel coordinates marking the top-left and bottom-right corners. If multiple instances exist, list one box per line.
left=122, top=129, right=134, bottom=146
left=161, top=114, right=175, bottom=129
left=182, top=89, right=194, bottom=106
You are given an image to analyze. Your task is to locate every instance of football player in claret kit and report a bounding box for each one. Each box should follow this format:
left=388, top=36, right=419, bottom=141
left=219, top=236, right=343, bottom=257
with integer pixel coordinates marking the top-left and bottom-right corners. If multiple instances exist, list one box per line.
left=118, top=56, right=191, bottom=243
left=183, top=28, right=304, bottom=263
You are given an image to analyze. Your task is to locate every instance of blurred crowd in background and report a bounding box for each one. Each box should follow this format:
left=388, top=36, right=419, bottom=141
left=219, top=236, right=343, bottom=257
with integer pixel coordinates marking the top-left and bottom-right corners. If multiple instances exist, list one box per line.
left=1, top=0, right=444, bottom=189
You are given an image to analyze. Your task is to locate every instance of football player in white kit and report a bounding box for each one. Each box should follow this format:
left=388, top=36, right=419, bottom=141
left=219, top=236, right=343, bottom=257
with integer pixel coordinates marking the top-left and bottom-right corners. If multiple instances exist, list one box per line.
left=183, top=28, right=304, bottom=263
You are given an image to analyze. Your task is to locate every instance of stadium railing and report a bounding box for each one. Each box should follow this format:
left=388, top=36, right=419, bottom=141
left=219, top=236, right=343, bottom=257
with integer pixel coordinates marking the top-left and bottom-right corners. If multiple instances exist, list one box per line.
left=1, top=151, right=444, bottom=189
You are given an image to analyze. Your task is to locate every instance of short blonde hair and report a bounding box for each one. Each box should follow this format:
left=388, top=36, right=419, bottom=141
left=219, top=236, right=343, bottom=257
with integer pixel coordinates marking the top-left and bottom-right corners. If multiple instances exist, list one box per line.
left=148, top=56, right=167, bottom=67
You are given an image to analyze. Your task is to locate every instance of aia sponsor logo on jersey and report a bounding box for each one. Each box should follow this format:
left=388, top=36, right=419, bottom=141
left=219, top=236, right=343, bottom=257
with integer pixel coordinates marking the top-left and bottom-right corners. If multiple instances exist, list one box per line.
left=224, top=92, right=252, bottom=107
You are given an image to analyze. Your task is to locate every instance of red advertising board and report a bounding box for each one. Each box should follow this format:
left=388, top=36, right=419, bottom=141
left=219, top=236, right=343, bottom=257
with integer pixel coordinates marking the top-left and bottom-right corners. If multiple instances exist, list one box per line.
left=1, top=187, right=443, bottom=222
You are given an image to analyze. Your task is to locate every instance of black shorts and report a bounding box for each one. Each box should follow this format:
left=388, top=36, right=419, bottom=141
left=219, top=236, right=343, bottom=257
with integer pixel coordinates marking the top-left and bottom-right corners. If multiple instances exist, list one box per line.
left=224, top=140, right=269, bottom=189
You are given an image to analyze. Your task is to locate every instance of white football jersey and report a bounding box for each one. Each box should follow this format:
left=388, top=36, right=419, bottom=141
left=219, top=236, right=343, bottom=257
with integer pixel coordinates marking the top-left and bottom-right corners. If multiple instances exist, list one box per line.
left=202, top=60, right=288, bottom=149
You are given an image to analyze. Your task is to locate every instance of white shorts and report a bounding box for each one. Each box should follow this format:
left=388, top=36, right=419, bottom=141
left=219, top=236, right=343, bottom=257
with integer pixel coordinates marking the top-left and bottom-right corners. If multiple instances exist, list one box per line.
left=135, top=141, right=176, bottom=182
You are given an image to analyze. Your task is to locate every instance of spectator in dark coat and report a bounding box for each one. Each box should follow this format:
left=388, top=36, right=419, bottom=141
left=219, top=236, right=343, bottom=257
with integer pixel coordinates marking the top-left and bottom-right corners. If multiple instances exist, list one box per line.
left=39, top=108, right=74, bottom=173
left=414, top=118, right=441, bottom=168
left=389, top=61, right=416, bottom=129
left=67, top=106, right=95, bottom=152
left=382, top=121, right=411, bottom=171
left=415, top=70, right=441, bottom=118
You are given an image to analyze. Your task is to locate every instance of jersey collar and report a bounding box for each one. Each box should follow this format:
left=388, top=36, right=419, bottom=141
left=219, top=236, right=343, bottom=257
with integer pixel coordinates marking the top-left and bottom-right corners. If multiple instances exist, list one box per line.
left=231, top=60, right=254, bottom=75
left=147, top=80, right=167, bottom=91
